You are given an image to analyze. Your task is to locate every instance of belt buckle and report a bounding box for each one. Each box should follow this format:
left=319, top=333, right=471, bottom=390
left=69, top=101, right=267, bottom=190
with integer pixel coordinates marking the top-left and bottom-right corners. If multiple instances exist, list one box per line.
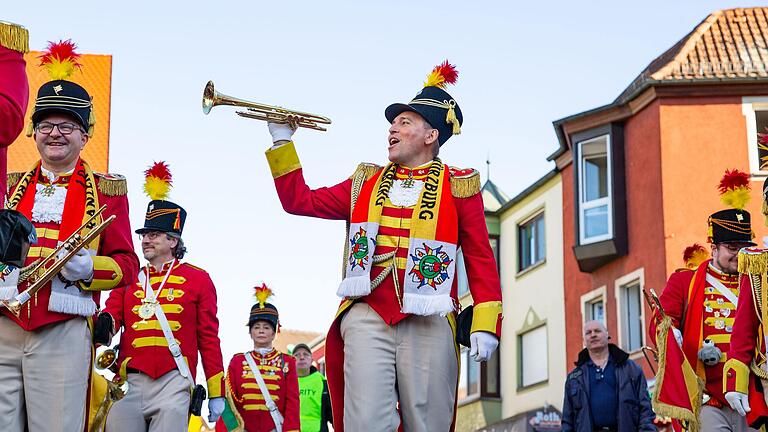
left=168, top=342, right=182, bottom=357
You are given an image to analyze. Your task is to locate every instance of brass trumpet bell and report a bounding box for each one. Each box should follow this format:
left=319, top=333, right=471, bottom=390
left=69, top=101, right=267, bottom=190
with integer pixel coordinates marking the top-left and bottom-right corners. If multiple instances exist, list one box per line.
left=95, top=348, right=117, bottom=371
left=202, top=80, right=332, bottom=131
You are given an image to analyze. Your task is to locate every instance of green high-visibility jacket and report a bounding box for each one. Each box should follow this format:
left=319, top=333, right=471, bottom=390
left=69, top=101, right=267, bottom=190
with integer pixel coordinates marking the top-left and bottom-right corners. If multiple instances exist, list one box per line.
left=298, top=368, right=332, bottom=432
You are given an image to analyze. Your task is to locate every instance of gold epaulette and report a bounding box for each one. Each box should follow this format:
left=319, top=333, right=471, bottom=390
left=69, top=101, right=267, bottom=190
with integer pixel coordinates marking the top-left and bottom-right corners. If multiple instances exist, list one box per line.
left=738, top=248, right=768, bottom=275
left=673, top=267, right=694, bottom=273
left=0, top=22, right=29, bottom=53
left=349, top=163, right=381, bottom=181
left=449, top=167, right=480, bottom=198
left=95, top=173, right=127, bottom=197
left=7, top=172, right=23, bottom=189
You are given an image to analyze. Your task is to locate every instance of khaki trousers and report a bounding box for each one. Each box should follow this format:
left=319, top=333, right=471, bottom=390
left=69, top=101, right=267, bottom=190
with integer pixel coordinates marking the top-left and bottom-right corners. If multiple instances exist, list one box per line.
left=0, top=316, right=90, bottom=432
left=106, top=370, right=191, bottom=432
left=340, top=302, right=457, bottom=432
left=700, top=405, right=758, bottom=432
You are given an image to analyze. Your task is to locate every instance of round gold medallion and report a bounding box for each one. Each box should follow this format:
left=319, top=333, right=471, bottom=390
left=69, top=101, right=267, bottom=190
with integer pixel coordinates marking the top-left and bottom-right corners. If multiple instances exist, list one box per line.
left=138, top=302, right=157, bottom=320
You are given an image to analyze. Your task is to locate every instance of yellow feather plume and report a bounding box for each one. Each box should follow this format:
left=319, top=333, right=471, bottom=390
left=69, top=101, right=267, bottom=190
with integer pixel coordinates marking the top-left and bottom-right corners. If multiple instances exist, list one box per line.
left=720, top=186, right=751, bottom=210
left=424, top=70, right=446, bottom=88
left=254, top=283, right=273, bottom=308
left=144, top=177, right=170, bottom=201
left=43, top=58, right=78, bottom=81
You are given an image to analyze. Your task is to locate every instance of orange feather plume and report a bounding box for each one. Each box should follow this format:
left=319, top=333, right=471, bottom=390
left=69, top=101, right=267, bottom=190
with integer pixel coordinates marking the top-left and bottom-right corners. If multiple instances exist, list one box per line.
left=143, top=161, right=173, bottom=200
left=424, top=60, right=459, bottom=89
left=254, top=283, right=273, bottom=308
left=682, top=243, right=708, bottom=270
left=718, top=169, right=751, bottom=210
left=38, top=40, right=82, bottom=81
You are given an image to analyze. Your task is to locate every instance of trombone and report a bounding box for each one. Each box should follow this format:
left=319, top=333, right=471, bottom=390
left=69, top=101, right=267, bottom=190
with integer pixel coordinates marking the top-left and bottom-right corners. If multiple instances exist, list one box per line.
left=2, top=205, right=115, bottom=317
left=202, top=80, right=332, bottom=131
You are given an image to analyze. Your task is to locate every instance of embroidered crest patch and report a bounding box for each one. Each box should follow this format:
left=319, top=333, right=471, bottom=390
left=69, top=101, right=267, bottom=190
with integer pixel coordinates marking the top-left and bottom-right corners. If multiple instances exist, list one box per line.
left=409, top=243, right=453, bottom=289
left=348, top=227, right=370, bottom=270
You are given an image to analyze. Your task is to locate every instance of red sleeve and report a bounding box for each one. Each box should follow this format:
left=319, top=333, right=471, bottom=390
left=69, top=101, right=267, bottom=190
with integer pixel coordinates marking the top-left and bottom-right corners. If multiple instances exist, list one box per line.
left=649, top=270, right=693, bottom=341
left=283, top=355, right=301, bottom=431
left=273, top=169, right=352, bottom=221
left=227, top=355, right=243, bottom=401
left=98, top=192, right=140, bottom=287
left=103, top=285, right=126, bottom=331
left=728, top=274, right=760, bottom=365
left=197, top=271, right=225, bottom=396
left=0, top=46, right=28, bottom=147
left=455, top=194, right=502, bottom=295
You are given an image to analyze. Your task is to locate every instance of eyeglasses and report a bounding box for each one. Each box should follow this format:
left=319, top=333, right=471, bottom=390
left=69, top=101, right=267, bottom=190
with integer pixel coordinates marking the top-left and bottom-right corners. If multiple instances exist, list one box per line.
left=718, top=243, right=750, bottom=254
left=35, top=121, right=83, bottom=135
left=139, top=231, right=165, bottom=240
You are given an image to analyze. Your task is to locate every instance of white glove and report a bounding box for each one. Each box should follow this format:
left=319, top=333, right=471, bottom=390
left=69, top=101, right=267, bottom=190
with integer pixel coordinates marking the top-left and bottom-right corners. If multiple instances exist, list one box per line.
left=60, top=248, right=94, bottom=282
left=470, top=332, right=499, bottom=362
left=268, top=121, right=297, bottom=144
left=725, top=391, right=751, bottom=416
left=672, top=327, right=683, bottom=347
left=208, top=397, right=226, bottom=423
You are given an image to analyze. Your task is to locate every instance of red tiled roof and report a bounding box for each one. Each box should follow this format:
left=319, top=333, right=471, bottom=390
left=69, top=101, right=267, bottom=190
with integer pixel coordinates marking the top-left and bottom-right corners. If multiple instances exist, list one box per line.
left=273, top=328, right=322, bottom=354
left=616, top=7, right=768, bottom=103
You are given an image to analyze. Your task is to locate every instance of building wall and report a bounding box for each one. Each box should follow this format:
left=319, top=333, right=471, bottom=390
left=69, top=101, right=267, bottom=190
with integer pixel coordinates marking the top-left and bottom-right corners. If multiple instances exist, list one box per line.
left=562, top=99, right=666, bottom=372
left=498, top=174, right=565, bottom=418
left=659, top=95, right=768, bottom=277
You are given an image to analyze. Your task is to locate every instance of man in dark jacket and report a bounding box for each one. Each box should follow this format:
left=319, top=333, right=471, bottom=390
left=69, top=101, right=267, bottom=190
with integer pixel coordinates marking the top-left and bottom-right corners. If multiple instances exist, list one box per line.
left=562, top=320, right=656, bottom=432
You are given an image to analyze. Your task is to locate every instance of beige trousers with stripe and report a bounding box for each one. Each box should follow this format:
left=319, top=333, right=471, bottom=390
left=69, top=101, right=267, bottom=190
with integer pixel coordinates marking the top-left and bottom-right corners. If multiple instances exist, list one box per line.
left=340, top=302, right=458, bottom=432
left=106, top=369, right=191, bottom=432
left=0, top=316, right=91, bottom=432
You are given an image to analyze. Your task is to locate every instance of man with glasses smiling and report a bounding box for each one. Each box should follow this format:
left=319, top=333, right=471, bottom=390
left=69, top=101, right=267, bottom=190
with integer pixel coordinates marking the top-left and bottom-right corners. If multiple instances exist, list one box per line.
left=0, top=40, right=138, bottom=432
left=655, top=170, right=758, bottom=431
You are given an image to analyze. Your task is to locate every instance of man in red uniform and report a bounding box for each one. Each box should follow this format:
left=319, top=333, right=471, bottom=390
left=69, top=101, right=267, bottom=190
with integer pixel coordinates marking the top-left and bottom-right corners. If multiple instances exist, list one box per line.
left=264, top=61, right=502, bottom=431
left=655, top=188, right=757, bottom=431
left=0, top=41, right=138, bottom=432
left=0, top=21, right=28, bottom=201
left=724, top=176, right=768, bottom=428
left=98, top=189, right=226, bottom=431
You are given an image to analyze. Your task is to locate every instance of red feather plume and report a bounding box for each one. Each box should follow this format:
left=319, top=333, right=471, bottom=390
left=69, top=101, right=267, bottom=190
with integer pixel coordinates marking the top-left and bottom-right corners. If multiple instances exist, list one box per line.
left=717, top=169, right=750, bottom=194
left=682, top=244, right=706, bottom=263
left=38, top=39, right=82, bottom=67
left=424, top=60, right=459, bottom=88
left=144, top=161, right=172, bottom=183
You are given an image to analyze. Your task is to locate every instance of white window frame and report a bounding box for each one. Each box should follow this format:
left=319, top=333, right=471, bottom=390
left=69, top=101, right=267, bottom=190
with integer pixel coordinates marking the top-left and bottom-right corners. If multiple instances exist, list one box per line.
left=614, top=268, right=646, bottom=354
left=517, top=209, right=546, bottom=273
left=580, top=286, right=607, bottom=326
left=742, top=96, right=768, bottom=178
left=577, top=135, right=613, bottom=245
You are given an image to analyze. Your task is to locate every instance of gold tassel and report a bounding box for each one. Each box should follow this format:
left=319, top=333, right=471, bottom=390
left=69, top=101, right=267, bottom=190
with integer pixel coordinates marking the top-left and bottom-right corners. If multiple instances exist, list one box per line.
left=738, top=250, right=768, bottom=275
left=0, top=22, right=29, bottom=53
left=450, top=171, right=481, bottom=198
left=87, top=98, right=96, bottom=136
left=445, top=104, right=461, bottom=135
left=707, top=218, right=714, bottom=243
left=762, top=199, right=768, bottom=227
left=7, top=172, right=23, bottom=189
left=25, top=121, right=34, bottom=138
left=96, top=176, right=127, bottom=197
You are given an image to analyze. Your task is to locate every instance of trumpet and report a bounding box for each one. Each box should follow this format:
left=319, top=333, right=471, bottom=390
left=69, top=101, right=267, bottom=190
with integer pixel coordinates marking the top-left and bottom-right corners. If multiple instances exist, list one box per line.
left=2, top=205, right=115, bottom=317
left=202, top=80, right=332, bottom=131
left=91, top=344, right=128, bottom=432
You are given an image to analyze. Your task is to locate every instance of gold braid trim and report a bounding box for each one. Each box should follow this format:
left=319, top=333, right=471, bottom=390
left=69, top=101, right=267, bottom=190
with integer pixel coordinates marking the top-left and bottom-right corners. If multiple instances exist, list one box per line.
left=349, top=162, right=381, bottom=181
left=6, top=172, right=23, bottom=193
left=0, top=22, right=29, bottom=53
left=739, top=249, right=768, bottom=275
left=95, top=173, right=127, bottom=196
left=450, top=168, right=480, bottom=198
left=224, top=370, right=246, bottom=431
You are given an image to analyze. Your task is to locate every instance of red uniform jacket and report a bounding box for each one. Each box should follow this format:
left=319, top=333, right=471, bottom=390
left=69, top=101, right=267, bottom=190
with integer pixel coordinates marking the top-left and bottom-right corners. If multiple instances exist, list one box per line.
left=5, top=165, right=138, bottom=330
left=103, top=261, right=225, bottom=397
left=226, top=350, right=300, bottom=432
left=0, top=26, right=29, bottom=201
left=653, top=262, right=739, bottom=406
left=724, top=253, right=768, bottom=426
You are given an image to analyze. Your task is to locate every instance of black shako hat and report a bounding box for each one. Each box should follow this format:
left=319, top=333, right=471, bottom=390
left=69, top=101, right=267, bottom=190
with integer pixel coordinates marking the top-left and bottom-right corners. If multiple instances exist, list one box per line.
left=31, top=80, right=93, bottom=133
left=385, top=61, right=463, bottom=147
left=135, top=200, right=187, bottom=236
left=708, top=209, right=755, bottom=245
left=248, top=303, right=279, bottom=330
left=0, top=210, right=36, bottom=267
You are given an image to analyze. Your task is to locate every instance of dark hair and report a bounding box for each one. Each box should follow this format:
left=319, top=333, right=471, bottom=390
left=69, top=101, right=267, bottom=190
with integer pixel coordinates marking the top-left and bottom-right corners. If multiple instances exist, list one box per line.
left=166, top=234, right=187, bottom=259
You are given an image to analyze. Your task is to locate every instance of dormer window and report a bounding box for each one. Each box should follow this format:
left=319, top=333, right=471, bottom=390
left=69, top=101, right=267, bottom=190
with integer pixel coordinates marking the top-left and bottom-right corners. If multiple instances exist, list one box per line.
left=578, top=135, right=612, bottom=244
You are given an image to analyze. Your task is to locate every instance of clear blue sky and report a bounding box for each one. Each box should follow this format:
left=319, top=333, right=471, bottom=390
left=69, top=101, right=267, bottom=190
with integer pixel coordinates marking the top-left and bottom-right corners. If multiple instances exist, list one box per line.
left=5, top=0, right=757, bottom=377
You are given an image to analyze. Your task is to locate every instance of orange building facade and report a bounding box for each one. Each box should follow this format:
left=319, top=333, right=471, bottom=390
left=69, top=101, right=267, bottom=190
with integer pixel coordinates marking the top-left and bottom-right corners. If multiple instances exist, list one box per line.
left=551, top=7, right=768, bottom=376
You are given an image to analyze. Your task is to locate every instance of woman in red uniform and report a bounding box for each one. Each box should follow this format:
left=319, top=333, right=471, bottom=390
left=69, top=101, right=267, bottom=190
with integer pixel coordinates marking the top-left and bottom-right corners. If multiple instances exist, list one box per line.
left=225, top=284, right=300, bottom=431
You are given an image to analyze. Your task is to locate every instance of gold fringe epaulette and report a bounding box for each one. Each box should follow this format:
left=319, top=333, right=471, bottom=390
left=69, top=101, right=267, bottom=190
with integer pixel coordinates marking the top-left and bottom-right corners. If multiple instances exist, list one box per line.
left=6, top=172, right=23, bottom=190
left=95, top=173, right=127, bottom=197
left=738, top=248, right=768, bottom=275
left=0, top=22, right=28, bottom=53
left=449, top=167, right=480, bottom=198
left=350, top=163, right=381, bottom=181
